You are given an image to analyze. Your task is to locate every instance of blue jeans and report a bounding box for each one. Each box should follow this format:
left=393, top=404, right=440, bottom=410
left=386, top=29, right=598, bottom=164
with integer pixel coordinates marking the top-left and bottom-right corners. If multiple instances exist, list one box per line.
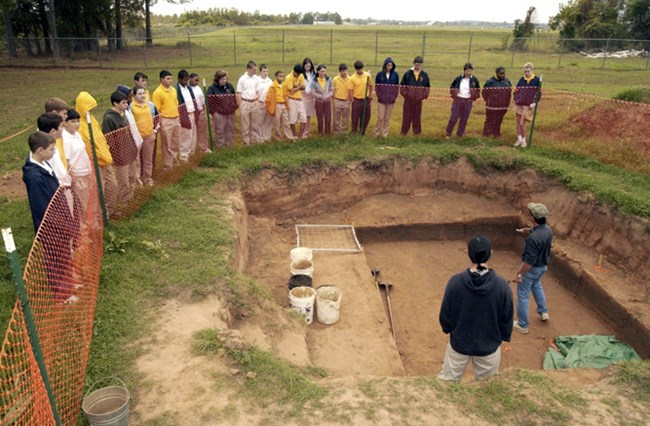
left=516, top=265, right=548, bottom=328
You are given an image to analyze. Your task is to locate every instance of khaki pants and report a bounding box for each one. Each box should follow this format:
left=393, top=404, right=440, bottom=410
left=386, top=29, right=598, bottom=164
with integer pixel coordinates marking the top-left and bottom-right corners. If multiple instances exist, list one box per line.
left=160, top=116, right=180, bottom=170
left=195, top=110, right=210, bottom=152
left=114, top=163, right=133, bottom=205
left=140, top=134, right=156, bottom=184
left=179, top=113, right=196, bottom=161
left=375, top=102, right=394, bottom=138
left=272, top=103, right=293, bottom=140
left=438, top=343, right=501, bottom=382
left=213, top=112, right=235, bottom=147
left=98, top=164, right=118, bottom=216
left=71, top=173, right=91, bottom=215
left=333, top=98, right=350, bottom=135
left=255, top=101, right=273, bottom=143
left=239, top=100, right=257, bottom=145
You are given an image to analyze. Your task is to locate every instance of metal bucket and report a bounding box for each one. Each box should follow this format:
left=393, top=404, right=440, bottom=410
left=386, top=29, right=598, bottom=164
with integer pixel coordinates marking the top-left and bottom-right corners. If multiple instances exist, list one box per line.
left=82, top=378, right=130, bottom=426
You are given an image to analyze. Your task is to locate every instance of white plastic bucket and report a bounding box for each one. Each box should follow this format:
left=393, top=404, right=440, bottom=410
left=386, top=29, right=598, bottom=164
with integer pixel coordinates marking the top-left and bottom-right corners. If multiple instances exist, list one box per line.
left=316, top=285, right=342, bottom=325
left=290, top=247, right=313, bottom=262
left=289, top=286, right=317, bottom=324
left=290, top=259, right=314, bottom=277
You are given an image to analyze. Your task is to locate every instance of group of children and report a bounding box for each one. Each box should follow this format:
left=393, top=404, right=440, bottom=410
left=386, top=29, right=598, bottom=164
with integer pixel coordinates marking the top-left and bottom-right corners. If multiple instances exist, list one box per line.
left=206, top=58, right=377, bottom=147
left=23, top=69, right=213, bottom=232
left=23, top=61, right=542, bottom=237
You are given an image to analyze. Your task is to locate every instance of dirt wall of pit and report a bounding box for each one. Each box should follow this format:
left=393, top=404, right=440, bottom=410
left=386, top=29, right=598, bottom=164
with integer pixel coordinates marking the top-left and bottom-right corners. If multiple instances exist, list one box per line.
left=242, top=157, right=649, bottom=282
left=239, top=157, right=650, bottom=357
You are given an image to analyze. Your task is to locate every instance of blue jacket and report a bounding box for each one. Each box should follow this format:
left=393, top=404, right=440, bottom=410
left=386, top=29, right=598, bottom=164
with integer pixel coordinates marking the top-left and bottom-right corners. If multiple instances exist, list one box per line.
left=482, top=76, right=512, bottom=108
left=23, top=156, right=60, bottom=232
left=400, top=68, right=431, bottom=101
left=375, top=57, right=399, bottom=104
left=450, top=75, right=481, bottom=100
left=514, top=75, right=542, bottom=106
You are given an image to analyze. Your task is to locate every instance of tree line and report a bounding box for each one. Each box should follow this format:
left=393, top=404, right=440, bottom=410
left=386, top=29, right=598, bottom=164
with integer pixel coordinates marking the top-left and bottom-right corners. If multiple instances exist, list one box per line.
left=175, top=9, right=343, bottom=27
left=1, top=0, right=647, bottom=60
left=549, top=0, right=649, bottom=50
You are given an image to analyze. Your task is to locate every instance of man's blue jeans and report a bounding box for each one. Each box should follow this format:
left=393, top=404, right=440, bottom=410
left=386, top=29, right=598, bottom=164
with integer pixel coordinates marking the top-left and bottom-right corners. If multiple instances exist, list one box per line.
left=516, top=265, right=549, bottom=328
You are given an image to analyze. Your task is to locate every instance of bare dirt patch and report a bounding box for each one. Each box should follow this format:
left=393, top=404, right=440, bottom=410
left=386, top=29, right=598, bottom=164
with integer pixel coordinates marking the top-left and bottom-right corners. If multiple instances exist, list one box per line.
left=0, top=170, right=26, bottom=202
left=132, top=158, right=648, bottom=423
left=242, top=158, right=649, bottom=361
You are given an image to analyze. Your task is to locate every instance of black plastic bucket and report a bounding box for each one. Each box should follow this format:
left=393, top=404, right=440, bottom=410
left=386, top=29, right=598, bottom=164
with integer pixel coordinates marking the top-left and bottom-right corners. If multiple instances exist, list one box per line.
left=288, top=274, right=313, bottom=291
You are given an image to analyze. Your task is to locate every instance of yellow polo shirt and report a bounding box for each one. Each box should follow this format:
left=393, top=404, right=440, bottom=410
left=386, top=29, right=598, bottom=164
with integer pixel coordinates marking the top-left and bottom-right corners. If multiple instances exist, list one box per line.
left=348, top=71, right=372, bottom=100
left=152, top=84, right=179, bottom=118
left=333, top=75, right=350, bottom=100
left=55, top=138, right=68, bottom=169
left=283, top=73, right=305, bottom=100
left=131, top=102, right=155, bottom=138
left=275, top=83, right=286, bottom=103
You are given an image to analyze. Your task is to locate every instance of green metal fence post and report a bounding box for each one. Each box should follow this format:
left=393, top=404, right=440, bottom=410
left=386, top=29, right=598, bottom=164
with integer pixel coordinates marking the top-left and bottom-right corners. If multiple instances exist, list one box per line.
left=527, top=75, right=543, bottom=148
left=330, top=29, right=333, bottom=65
left=97, top=37, right=103, bottom=68
left=202, top=78, right=215, bottom=152
left=143, top=38, right=147, bottom=70
left=85, top=112, right=109, bottom=227
left=600, top=37, right=610, bottom=70
left=421, top=32, right=426, bottom=60
left=281, top=30, right=285, bottom=64
left=187, top=32, right=193, bottom=67
left=2, top=228, right=62, bottom=426
left=361, top=74, right=370, bottom=136
left=233, top=32, right=237, bottom=65
left=374, top=31, right=378, bottom=67
left=557, top=39, right=563, bottom=68
left=467, top=33, right=473, bottom=63
left=510, top=38, right=516, bottom=68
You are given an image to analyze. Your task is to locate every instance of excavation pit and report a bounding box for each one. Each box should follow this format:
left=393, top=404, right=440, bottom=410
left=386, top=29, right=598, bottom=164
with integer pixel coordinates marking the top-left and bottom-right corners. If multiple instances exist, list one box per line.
left=239, top=159, right=649, bottom=377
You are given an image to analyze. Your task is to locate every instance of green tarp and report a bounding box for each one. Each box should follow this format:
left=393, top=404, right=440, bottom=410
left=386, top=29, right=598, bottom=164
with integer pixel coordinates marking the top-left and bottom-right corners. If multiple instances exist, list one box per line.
left=543, top=335, right=640, bottom=370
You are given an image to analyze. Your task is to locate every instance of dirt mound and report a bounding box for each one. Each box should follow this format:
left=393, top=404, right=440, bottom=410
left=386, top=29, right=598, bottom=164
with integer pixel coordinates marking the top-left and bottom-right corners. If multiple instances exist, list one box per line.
left=563, top=101, right=650, bottom=149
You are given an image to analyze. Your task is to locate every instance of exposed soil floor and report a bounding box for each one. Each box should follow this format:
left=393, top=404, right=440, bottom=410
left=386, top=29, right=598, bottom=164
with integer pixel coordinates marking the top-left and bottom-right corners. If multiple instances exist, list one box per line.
left=131, top=161, right=649, bottom=424
left=247, top=191, right=621, bottom=377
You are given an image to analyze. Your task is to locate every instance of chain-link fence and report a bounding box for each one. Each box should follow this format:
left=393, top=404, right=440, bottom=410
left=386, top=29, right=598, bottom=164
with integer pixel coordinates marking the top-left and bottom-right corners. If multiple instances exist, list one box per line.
left=2, top=30, right=649, bottom=70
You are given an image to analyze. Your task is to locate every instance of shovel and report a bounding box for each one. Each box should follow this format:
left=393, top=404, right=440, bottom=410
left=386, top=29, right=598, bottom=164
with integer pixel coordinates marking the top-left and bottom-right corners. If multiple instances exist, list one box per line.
left=379, top=281, right=396, bottom=342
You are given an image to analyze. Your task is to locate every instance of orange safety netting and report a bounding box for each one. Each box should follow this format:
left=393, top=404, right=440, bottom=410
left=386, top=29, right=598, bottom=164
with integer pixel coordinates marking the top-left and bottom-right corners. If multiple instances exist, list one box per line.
left=1, top=160, right=103, bottom=424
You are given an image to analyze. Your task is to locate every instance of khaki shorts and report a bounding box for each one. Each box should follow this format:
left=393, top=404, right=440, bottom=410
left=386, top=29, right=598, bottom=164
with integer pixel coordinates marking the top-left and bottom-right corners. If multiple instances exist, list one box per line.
left=514, top=104, right=534, bottom=121
left=288, top=98, right=306, bottom=124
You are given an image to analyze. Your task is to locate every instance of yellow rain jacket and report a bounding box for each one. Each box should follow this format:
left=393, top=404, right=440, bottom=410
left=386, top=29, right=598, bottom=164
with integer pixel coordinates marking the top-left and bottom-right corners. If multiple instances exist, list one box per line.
left=76, top=91, right=113, bottom=167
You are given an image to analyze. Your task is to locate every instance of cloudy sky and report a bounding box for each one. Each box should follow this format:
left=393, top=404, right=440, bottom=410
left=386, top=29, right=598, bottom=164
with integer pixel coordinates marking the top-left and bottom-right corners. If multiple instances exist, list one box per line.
left=152, top=1, right=563, bottom=24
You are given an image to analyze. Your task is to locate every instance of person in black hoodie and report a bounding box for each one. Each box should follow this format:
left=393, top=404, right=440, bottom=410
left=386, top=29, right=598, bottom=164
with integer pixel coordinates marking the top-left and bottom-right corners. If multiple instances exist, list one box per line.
left=400, top=56, right=430, bottom=135
left=445, top=62, right=480, bottom=138
left=438, top=235, right=513, bottom=382
left=374, top=57, right=399, bottom=138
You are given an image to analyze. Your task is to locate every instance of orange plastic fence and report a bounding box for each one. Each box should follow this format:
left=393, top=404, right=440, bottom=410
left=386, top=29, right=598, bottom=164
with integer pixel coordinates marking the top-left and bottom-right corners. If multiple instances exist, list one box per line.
left=1, top=159, right=103, bottom=424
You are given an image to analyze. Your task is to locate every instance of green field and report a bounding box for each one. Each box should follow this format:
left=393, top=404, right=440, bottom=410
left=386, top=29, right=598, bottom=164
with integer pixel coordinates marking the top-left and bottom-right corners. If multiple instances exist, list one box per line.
left=3, top=25, right=649, bottom=72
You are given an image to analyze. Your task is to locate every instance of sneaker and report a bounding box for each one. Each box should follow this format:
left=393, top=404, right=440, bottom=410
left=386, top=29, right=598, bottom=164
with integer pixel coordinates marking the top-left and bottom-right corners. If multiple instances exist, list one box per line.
left=513, top=321, right=529, bottom=334
left=520, top=139, right=527, bottom=148
left=540, top=312, right=550, bottom=321
left=63, top=295, right=79, bottom=305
